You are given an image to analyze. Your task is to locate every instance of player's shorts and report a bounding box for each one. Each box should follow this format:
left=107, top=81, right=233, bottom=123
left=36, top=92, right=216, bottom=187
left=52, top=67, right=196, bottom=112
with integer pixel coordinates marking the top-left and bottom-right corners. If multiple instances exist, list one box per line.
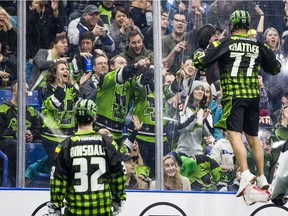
left=215, top=95, right=260, bottom=136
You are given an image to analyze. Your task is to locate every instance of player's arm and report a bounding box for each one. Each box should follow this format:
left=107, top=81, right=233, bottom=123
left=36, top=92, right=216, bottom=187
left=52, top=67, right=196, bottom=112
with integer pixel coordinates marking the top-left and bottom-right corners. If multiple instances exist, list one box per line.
left=50, top=140, right=70, bottom=207
left=193, top=39, right=226, bottom=71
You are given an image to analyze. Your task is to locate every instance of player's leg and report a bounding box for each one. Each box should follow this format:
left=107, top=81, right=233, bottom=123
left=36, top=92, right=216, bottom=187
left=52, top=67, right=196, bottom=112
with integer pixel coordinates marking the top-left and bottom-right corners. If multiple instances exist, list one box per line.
left=243, top=97, right=269, bottom=190
left=226, top=131, right=248, bottom=173
left=216, top=96, right=257, bottom=197
left=226, top=130, right=256, bottom=197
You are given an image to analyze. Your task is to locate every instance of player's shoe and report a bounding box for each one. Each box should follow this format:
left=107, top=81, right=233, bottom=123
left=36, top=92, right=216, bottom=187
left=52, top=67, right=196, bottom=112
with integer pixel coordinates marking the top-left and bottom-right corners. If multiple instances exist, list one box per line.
left=256, top=175, right=270, bottom=190
left=243, top=183, right=271, bottom=205
left=236, top=171, right=257, bottom=197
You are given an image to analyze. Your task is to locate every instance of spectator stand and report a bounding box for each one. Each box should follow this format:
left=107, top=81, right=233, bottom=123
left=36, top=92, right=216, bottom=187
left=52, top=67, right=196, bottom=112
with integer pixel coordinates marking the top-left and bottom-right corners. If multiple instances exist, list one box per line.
left=0, top=89, right=12, bottom=104
left=0, top=89, right=41, bottom=113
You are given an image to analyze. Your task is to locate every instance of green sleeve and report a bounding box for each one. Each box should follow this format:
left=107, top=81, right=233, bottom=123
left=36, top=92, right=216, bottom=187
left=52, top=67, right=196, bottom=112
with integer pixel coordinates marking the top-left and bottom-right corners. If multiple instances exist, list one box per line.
left=180, top=155, right=197, bottom=177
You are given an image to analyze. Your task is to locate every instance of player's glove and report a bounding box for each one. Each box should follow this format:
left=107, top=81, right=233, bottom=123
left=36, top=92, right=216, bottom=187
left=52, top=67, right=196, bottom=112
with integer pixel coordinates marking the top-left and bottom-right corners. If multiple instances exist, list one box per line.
left=193, top=49, right=206, bottom=71
left=271, top=194, right=288, bottom=206
left=112, top=200, right=125, bottom=215
left=47, top=202, right=61, bottom=216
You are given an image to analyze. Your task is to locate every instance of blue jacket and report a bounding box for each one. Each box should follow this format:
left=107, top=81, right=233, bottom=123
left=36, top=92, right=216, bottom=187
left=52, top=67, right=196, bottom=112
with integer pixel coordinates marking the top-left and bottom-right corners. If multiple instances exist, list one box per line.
left=208, top=100, right=224, bottom=140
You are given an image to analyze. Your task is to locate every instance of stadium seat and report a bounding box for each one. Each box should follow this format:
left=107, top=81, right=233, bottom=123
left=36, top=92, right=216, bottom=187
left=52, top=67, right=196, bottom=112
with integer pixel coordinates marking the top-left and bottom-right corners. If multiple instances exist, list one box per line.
left=0, top=90, right=41, bottom=113
left=0, top=89, right=12, bottom=104
left=27, top=90, right=41, bottom=112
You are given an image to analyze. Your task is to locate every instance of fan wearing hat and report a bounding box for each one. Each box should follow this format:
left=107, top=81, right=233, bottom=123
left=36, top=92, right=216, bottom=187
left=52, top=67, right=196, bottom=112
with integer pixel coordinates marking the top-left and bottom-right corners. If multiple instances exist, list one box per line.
left=122, top=152, right=149, bottom=190
left=49, top=99, right=126, bottom=215
left=67, top=4, right=115, bottom=54
left=176, top=80, right=214, bottom=157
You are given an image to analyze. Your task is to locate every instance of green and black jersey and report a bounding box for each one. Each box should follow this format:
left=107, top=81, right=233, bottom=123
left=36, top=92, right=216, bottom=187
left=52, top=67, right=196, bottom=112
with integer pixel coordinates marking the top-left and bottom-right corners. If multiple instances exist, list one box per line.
left=50, top=130, right=126, bottom=215
left=128, top=80, right=169, bottom=143
left=186, top=154, right=222, bottom=191
left=194, top=34, right=281, bottom=98
left=41, top=83, right=78, bottom=142
left=95, top=69, right=132, bottom=141
left=0, top=101, right=41, bottom=140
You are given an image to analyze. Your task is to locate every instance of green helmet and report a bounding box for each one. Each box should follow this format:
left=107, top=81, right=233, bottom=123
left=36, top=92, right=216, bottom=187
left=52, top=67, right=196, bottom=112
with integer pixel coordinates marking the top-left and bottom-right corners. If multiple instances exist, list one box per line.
left=74, top=99, right=98, bottom=123
left=229, top=10, right=251, bottom=30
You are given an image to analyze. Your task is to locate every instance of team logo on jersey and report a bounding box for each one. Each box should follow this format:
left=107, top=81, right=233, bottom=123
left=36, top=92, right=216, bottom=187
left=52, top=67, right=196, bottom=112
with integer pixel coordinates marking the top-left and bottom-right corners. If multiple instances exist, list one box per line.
left=8, top=118, right=17, bottom=131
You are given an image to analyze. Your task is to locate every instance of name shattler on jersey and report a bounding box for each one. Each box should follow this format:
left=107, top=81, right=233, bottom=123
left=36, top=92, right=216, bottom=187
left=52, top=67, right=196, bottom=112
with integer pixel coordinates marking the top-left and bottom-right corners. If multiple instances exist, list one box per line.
left=70, top=144, right=105, bottom=157
left=229, top=43, right=259, bottom=55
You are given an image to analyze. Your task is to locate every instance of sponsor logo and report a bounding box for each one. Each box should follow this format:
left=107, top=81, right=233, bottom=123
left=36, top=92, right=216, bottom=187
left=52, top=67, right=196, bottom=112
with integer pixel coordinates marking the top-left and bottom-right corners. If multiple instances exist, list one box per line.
left=139, top=202, right=187, bottom=216
left=250, top=204, right=288, bottom=216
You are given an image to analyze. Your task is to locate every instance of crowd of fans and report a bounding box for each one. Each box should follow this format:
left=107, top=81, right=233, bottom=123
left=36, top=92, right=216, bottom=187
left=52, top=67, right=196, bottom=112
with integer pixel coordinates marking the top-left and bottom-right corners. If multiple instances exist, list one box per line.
left=0, top=0, right=287, bottom=193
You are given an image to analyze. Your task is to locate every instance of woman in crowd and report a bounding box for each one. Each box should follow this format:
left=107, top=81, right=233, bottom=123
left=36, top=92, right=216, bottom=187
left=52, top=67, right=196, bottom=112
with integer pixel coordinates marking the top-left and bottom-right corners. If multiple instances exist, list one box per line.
left=175, top=80, right=214, bottom=157
left=260, top=27, right=283, bottom=120
left=150, top=155, right=191, bottom=190
left=202, top=82, right=223, bottom=154
left=41, top=61, right=78, bottom=168
left=28, top=34, right=68, bottom=92
left=171, top=58, right=197, bottom=100
left=108, top=6, right=142, bottom=57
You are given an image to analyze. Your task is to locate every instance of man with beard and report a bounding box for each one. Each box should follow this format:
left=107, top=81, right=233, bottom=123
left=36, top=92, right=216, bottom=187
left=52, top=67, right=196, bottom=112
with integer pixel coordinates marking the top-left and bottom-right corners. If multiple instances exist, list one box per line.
left=120, top=29, right=154, bottom=65
left=162, top=13, right=198, bottom=75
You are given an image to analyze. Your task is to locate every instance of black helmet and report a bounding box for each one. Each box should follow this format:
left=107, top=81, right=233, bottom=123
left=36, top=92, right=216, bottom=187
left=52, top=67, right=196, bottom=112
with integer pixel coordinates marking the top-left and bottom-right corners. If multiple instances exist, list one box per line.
left=74, top=99, right=98, bottom=123
left=229, top=10, right=251, bottom=31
